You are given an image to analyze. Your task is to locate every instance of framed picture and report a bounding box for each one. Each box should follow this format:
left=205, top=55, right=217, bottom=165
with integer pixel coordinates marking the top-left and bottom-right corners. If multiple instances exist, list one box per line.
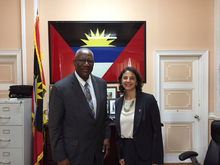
left=48, top=21, right=146, bottom=84
left=108, top=98, right=116, bottom=119
left=107, top=86, right=117, bottom=99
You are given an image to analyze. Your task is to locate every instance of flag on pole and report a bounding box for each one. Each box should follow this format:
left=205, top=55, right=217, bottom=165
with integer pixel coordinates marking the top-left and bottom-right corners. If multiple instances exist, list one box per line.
left=32, top=14, right=47, bottom=165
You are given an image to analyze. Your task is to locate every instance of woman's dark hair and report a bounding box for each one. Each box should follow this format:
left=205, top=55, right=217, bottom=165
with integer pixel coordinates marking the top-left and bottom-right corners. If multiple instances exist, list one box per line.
left=118, top=67, right=143, bottom=94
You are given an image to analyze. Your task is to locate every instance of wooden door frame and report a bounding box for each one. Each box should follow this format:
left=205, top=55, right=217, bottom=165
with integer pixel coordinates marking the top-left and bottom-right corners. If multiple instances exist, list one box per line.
left=154, top=50, right=209, bottom=163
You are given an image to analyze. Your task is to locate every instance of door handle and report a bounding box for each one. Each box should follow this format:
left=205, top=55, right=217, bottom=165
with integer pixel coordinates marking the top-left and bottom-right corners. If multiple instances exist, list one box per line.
left=194, top=114, right=200, bottom=119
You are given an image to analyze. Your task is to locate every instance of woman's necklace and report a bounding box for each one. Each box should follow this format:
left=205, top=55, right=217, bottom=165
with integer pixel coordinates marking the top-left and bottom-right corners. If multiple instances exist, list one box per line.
left=123, top=95, right=136, bottom=112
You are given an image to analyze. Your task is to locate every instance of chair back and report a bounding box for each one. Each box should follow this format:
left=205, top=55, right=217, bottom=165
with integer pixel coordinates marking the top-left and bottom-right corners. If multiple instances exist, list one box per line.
left=204, top=120, right=220, bottom=165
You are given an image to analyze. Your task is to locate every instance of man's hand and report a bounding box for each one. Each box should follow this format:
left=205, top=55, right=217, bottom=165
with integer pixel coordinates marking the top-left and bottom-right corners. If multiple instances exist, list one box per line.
left=102, top=139, right=110, bottom=159
left=57, top=158, right=71, bottom=165
left=119, top=159, right=125, bottom=165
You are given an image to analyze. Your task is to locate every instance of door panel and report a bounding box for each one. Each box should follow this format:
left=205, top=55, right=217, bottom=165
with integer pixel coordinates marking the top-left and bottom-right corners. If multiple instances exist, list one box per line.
left=164, top=123, right=192, bottom=154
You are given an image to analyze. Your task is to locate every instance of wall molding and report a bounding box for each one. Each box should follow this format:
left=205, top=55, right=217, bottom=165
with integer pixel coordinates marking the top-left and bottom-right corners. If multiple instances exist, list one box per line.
left=0, top=50, right=22, bottom=90
left=21, top=0, right=27, bottom=85
left=209, top=113, right=220, bottom=120
left=214, top=0, right=220, bottom=116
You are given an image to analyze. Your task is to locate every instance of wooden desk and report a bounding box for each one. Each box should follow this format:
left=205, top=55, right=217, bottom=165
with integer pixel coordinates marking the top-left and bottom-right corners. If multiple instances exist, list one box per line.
left=44, top=123, right=57, bottom=165
left=44, top=122, right=119, bottom=165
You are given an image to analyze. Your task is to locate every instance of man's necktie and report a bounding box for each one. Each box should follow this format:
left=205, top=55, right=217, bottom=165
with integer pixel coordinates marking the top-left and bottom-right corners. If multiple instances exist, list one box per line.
left=84, top=83, right=95, bottom=117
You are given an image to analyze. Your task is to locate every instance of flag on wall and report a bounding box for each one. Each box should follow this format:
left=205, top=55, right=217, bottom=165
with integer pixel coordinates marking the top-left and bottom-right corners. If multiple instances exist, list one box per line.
left=48, top=21, right=146, bottom=83
left=32, top=14, right=47, bottom=165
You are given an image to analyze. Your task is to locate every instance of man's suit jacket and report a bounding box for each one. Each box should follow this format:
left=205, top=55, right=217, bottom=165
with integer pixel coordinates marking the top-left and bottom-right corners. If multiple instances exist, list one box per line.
left=49, top=72, right=111, bottom=165
left=115, top=91, right=163, bottom=164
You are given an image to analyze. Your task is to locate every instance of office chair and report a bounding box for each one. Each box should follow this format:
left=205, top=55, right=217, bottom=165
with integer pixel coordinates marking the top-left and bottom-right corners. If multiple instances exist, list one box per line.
left=179, top=120, right=220, bottom=165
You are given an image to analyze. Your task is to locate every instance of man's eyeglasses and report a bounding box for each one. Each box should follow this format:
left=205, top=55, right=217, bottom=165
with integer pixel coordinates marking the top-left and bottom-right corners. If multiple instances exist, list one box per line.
left=75, top=59, right=94, bottom=65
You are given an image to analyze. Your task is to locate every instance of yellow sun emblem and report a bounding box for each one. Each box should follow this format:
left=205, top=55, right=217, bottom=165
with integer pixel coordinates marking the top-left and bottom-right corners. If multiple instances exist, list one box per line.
left=81, top=28, right=115, bottom=47
left=34, top=75, right=43, bottom=104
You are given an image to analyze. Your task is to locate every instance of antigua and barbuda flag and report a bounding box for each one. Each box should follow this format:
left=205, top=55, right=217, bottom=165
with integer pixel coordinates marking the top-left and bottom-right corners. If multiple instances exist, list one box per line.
left=49, top=21, right=146, bottom=83
left=33, top=15, right=47, bottom=165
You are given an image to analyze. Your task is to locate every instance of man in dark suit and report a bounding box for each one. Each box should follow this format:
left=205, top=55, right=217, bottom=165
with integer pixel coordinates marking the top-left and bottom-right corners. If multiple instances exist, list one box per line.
left=49, top=48, right=111, bottom=165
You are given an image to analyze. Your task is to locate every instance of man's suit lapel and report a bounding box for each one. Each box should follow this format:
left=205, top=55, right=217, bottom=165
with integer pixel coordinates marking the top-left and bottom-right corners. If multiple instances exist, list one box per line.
left=133, top=91, right=143, bottom=135
left=71, top=73, right=95, bottom=118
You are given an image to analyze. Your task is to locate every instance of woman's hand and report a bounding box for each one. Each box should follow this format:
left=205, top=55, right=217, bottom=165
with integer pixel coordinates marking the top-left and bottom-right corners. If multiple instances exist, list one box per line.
left=119, top=159, right=125, bottom=165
